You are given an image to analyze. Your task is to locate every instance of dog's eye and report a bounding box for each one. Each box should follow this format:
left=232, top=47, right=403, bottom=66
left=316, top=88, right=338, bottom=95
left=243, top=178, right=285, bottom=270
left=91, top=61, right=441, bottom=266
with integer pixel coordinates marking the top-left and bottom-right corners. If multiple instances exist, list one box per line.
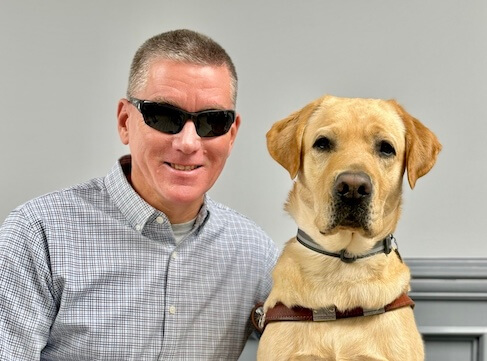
left=313, top=137, right=334, bottom=152
left=378, top=141, right=396, bottom=157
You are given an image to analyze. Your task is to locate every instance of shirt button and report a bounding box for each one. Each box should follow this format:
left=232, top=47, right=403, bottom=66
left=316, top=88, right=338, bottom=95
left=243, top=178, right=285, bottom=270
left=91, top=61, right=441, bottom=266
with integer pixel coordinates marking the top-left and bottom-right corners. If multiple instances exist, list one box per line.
left=156, top=216, right=164, bottom=224
left=135, top=224, right=142, bottom=231
left=172, top=252, right=178, bottom=260
left=169, top=305, right=177, bottom=314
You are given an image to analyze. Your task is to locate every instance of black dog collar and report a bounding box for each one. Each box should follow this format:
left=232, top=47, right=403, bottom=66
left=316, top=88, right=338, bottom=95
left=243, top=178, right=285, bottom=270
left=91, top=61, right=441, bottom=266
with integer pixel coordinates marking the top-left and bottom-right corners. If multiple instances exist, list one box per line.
left=296, top=229, right=397, bottom=263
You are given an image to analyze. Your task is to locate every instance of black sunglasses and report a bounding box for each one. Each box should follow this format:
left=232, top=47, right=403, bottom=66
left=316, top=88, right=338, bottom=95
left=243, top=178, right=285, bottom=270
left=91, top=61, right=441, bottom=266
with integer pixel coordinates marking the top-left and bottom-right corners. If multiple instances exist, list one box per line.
left=128, top=98, right=236, bottom=138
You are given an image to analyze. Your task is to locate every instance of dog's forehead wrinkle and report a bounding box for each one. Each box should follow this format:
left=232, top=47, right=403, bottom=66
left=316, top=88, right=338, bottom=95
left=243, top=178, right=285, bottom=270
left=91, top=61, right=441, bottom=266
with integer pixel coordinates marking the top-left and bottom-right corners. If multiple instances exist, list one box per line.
left=318, top=98, right=405, bottom=128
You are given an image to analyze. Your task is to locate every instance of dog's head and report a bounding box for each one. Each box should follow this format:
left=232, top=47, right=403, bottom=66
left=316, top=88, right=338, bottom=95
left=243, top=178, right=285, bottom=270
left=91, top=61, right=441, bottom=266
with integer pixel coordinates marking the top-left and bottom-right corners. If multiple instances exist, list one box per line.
left=267, top=95, right=441, bottom=242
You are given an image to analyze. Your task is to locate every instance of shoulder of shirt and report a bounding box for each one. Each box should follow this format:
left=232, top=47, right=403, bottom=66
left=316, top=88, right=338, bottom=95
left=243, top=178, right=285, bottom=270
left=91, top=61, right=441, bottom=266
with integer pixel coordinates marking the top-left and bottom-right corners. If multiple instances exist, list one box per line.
left=10, top=177, right=105, bottom=218
left=205, top=196, right=280, bottom=262
left=206, top=197, right=273, bottom=238
left=206, top=196, right=257, bottom=223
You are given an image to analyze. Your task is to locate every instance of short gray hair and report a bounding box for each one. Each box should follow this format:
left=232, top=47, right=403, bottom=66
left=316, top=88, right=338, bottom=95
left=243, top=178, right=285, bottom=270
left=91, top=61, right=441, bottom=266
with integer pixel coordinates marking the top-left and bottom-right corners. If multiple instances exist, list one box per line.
left=127, top=29, right=238, bottom=105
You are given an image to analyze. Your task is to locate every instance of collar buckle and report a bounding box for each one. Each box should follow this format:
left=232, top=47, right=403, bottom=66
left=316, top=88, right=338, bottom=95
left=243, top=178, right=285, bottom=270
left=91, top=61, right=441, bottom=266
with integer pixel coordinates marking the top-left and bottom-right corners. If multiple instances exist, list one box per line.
left=383, top=234, right=394, bottom=255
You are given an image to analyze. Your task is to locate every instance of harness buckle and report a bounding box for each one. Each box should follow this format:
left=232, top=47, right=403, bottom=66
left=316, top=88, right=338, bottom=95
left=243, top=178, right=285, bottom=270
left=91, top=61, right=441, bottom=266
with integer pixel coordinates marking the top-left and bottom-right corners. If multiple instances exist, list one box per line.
left=363, top=307, right=385, bottom=317
left=255, top=306, right=266, bottom=330
left=313, top=306, right=337, bottom=321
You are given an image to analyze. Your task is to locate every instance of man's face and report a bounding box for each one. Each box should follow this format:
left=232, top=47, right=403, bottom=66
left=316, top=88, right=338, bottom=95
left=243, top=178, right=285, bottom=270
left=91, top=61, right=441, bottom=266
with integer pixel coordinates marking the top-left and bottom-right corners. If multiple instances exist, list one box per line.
left=117, top=59, right=240, bottom=223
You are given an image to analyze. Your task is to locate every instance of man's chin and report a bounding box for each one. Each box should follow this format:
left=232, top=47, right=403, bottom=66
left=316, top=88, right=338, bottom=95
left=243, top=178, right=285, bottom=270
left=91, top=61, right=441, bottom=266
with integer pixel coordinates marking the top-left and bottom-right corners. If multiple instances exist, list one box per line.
left=164, top=187, right=206, bottom=207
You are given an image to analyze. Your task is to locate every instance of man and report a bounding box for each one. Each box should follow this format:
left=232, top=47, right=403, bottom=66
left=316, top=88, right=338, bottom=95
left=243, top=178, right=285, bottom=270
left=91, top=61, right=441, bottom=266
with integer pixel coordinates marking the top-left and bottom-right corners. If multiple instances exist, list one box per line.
left=0, top=29, right=279, bottom=360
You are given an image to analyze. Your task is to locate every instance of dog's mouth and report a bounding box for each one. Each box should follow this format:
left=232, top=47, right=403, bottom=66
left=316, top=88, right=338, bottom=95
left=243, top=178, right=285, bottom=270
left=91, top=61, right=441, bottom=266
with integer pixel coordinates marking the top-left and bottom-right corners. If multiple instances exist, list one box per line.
left=323, top=201, right=373, bottom=236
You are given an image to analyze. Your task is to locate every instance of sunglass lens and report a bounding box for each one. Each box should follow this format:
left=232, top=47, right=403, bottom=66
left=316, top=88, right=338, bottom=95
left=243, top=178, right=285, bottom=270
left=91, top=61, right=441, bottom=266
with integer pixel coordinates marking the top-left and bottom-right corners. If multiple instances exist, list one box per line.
left=197, top=112, right=235, bottom=137
left=142, top=103, right=184, bottom=134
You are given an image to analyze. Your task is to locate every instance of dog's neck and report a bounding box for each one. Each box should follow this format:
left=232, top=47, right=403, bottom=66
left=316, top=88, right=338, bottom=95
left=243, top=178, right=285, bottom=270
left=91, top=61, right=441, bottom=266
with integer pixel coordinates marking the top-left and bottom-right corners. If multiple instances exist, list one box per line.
left=296, top=228, right=398, bottom=263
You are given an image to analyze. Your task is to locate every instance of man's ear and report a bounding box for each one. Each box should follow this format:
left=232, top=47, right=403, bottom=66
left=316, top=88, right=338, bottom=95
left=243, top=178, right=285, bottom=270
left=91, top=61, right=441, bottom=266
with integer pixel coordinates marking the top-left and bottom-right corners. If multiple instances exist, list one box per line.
left=266, top=97, right=322, bottom=179
left=226, top=113, right=241, bottom=153
left=389, top=100, right=442, bottom=188
left=117, top=99, right=131, bottom=145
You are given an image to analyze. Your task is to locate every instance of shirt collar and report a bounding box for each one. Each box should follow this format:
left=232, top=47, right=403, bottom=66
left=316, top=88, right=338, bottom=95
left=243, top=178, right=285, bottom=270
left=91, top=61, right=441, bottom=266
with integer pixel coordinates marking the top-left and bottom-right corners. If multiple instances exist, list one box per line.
left=105, top=155, right=209, bottom=232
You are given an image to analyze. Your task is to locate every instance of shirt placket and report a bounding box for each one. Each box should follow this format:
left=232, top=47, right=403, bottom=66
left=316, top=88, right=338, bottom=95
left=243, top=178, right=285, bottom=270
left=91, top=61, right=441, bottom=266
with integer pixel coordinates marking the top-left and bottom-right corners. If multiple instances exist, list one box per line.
left=159, top=236, right=182, bottom=358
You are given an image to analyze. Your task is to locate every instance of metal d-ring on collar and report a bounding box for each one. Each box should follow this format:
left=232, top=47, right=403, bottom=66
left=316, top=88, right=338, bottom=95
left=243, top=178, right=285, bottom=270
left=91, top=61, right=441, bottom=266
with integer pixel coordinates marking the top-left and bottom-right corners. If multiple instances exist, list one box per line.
left=296, top=229, right=397, bottom=263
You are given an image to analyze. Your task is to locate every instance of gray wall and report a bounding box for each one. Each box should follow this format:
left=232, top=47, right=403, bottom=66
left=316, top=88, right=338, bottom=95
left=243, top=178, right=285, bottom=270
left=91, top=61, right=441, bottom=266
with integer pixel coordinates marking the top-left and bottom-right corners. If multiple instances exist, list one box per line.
left=1, top=0, right=486, bottom=258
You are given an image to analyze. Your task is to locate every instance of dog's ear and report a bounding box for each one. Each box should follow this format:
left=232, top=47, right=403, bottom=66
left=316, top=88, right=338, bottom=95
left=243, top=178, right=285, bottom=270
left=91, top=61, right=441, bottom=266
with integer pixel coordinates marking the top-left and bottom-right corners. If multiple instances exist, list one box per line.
left=389, top=100, right=442, bottom=189
left=266, top=97, right=322, bottom=178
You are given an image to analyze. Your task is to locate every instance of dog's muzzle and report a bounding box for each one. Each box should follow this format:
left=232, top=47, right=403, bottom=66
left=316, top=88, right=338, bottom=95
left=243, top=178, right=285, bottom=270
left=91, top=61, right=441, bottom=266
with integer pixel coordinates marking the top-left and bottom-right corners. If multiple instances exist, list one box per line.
left=332, top=171, right=372, bottom=229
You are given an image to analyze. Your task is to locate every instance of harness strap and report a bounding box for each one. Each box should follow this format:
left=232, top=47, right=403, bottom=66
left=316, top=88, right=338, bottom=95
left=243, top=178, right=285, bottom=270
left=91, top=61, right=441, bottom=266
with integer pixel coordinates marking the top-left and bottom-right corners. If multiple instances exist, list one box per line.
left=251, top=293, right=414, bottom=333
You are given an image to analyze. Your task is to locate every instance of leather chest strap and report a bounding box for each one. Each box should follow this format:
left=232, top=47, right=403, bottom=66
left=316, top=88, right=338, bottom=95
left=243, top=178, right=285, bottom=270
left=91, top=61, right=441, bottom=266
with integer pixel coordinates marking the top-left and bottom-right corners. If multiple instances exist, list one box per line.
left=251, top=293, right=414, bottom=333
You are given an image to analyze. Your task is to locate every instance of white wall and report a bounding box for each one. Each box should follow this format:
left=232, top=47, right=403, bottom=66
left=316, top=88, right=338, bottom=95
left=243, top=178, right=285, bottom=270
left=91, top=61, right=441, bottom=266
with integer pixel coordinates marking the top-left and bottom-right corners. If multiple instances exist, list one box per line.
left=1, top=0, right=486, bottom=258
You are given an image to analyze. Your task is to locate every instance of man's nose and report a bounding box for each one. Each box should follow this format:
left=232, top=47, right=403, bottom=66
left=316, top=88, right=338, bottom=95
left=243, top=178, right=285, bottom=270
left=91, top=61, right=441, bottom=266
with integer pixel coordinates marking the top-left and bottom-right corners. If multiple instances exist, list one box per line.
left=173, top=120, right=202, bottom=153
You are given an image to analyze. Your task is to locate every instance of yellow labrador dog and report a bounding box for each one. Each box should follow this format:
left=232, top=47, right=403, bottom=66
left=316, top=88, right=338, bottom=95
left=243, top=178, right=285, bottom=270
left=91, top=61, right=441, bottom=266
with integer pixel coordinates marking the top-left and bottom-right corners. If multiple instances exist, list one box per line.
left=257, top=95, right=441, bottom=361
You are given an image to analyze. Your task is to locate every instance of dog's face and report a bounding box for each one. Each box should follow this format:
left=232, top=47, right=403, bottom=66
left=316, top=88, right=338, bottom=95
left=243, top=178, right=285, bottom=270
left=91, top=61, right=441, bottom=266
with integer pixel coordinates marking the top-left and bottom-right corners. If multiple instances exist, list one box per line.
left=301, top=97, right=407, bottom=238
left=267, top=95, right=441, bottom=241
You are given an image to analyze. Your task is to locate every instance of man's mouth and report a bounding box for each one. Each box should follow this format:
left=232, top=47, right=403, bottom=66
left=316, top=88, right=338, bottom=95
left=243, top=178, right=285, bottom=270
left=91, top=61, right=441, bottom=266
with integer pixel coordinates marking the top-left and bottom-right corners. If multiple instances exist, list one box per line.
left=168, top=163, right=201, bottom=171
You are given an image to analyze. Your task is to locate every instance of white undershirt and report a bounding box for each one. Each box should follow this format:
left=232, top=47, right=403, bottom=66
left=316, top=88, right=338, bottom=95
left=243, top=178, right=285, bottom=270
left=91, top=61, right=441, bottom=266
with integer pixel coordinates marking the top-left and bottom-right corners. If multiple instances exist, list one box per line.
left=171, top=218, right=196, bottom=245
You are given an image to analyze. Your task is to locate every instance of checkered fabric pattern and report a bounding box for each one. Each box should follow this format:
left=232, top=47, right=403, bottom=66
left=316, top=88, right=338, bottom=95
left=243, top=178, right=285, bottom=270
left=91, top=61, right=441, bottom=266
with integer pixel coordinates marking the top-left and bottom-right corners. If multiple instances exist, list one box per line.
left=0, top=155, right=279, bottom=360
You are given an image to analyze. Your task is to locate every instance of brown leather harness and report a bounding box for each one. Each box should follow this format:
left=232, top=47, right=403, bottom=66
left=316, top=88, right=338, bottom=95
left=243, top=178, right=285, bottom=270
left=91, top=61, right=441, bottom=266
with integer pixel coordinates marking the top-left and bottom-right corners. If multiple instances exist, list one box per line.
left=252, top=293, right=414, bottom=333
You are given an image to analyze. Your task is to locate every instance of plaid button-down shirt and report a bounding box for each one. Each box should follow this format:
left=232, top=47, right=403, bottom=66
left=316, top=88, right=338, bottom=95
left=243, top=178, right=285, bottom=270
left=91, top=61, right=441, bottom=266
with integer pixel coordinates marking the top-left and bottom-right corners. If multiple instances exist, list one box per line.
left=0, top=155, right=279, bottom=360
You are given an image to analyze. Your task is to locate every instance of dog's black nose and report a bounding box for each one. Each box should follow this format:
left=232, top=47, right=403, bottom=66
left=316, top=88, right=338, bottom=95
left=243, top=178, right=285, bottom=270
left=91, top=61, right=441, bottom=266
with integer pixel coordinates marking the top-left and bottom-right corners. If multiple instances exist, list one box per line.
left=334, top=172, right=372, bottom=202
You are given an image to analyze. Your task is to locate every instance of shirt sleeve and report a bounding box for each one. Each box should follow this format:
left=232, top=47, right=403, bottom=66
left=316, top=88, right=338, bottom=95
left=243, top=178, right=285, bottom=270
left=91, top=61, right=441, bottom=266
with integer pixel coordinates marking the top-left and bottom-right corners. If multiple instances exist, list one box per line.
left=0, top=209, right=57, bottom=360
left=258, top=237, right=280, bottom=302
